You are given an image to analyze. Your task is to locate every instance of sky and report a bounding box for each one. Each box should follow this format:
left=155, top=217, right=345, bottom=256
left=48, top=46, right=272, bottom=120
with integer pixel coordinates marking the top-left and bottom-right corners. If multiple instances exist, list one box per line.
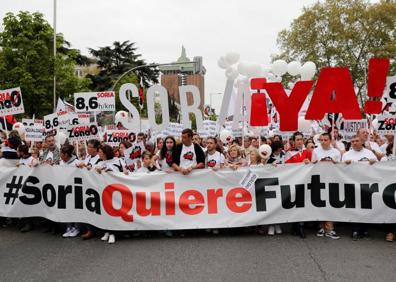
left=0, top=0, right=334, bottom=111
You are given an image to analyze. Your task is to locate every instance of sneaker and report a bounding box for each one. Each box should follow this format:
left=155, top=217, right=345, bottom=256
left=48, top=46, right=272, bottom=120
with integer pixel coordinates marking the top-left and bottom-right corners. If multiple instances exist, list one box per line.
left=385, top=232, right=394, bottom=242
left=108, top=234, right=116, bottom=244
left=275, top=225, right=282, bottom=235
left=68, top=227, right=80, bottom=238
left=352, top=231, right=360, bottom=241
left=268, top=225, right=275, bottom=236
left=316, top=228, right=325, bottom=237
left=62, top=227, right=72, bottom=238
left=101, top=232, right=110, bottom=241
left=325, top=231, right=340, bottom=240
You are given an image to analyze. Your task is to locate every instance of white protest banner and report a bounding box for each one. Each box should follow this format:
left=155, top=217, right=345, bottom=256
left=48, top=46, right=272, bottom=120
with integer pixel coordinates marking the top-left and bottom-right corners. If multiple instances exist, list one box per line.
left=374, top=114, right=396, bottom=134
left=74, top=91, right=116, bottom=112
left=1, top=162, right=396, bottom=230
left=25, top=125, right=44, bottom=142
left=43, top=111, right=69, bottom=132
left=199, top=120, right=217, bottom=138
left=239, top=168, right=258, bottom=191
left=342, top=119, right=367, bottom=140
left=103, top=130, right=134, bottom=146
left=66, top=123, right=100, bottom=142
left=0, top=87, right=24, bottom=116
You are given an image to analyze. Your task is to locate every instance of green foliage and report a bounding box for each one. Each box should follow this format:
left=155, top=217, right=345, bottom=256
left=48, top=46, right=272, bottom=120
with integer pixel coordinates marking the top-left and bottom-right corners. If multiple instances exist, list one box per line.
left=275, top=0, right=396, bottom=105
left=0, top=11, right=90, bottom=116
left=87, top=40, right=159, bottom=91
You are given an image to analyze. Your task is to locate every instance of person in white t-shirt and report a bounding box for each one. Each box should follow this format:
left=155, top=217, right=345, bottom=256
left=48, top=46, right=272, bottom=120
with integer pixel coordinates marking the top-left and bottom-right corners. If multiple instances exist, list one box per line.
left=205, top=137, right=225, bottom=170
left=77, top=139, right=101, bottom=169
left=380, top=134, right=394, bottom=154
left=172, top=128, right=205, bottom=175
left=312, top=133, right=342, bottom=164
left=357, top=128, right=383, bottom=160
left=342, top=135, right=377, bottom=165
left=59, top=144, right=80, bottom=238
left=95, top=144, right=128, bottom=175
left=136, top=151, right=156, bottom=173
left=17, top=144, right=39, bottom=167
left=312, top=133, right=341, bottom=240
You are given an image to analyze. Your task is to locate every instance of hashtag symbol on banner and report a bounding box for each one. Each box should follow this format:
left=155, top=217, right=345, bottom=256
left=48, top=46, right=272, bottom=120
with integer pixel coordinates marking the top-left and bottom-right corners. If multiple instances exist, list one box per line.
left=3, top=176, right=23, bottom=205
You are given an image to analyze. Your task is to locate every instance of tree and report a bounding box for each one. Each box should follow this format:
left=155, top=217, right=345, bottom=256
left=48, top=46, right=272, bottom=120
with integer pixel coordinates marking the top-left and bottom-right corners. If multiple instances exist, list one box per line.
left=87, top=40, right=159, bottom=91
left=275, top=0, right=396, bottom=106
left=0, top=11, right=90, bottom=116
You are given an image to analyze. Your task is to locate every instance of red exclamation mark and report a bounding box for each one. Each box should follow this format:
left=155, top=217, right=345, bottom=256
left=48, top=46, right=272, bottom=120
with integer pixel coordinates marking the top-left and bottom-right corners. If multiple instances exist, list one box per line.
left=364, top=58, right=390, bottom=114
left=250, top=78, right=268, bottom=126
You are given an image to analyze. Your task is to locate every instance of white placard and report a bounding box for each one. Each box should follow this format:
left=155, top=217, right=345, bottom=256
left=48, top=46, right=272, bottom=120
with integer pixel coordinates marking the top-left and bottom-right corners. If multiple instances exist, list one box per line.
left=74, top=91, right=116, bottom=112
left=66, top=123, right=100, bottom=142
left=0, top=87, right=24, bottom=116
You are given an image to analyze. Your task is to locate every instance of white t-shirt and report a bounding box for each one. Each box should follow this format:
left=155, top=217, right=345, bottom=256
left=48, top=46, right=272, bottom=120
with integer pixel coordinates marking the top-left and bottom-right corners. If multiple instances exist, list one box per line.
left=45, top=151, right=54, bottom=162
left=60, top=157, right=79, bottom=167
left=179, top=144, right=197, bottom=169
left=156, top=150, right=172, bottom=170
left=364, top=141, right=381, bottom=154
left=312, top=146, right=341, bottom=163
left=342, top=148, right=377, bottom=163
left=96, top=158, right=126, bottom=172
left=83, top=154, right=100, bottom=167
left=380, top=142, right=389, bottom=154
left=206, top=151, right=225, bottom=169
left=19, top=156, right=35, bottom=166
left=136, top=166, right=149, bottom=173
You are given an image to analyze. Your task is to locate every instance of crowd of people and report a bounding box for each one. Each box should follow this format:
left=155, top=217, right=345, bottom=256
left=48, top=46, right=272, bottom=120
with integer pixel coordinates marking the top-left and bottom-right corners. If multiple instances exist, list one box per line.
left=0, top=126, right=395, bottom=244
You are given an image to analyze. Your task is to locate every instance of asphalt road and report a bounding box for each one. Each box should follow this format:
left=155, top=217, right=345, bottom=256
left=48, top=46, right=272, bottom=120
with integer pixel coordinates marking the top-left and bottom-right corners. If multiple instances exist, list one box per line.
left=0, top=224, right=395, bottom=282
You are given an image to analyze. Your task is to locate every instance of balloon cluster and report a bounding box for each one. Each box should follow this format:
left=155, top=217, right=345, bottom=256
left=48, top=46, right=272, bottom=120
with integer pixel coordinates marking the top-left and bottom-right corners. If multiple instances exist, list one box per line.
left=218, top=53, right=317, bottom=82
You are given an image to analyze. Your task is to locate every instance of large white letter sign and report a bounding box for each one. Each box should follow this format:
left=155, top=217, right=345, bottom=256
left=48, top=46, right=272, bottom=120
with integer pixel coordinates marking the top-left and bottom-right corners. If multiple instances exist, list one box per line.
left=119, top=83, right=141, bottom=129
left=179, top=85, right=203, bottom=130
left=146, top=84, right=170, bottom=131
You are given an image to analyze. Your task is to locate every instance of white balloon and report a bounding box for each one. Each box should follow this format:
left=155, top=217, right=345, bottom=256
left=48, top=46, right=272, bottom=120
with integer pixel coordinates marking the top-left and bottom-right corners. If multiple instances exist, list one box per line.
left=115, top=111, right=129, bottom=127
left=219, top=129, right=233, bottom=144
left=246, top=63, right=262, bottom=78
left=225, top=67, right=239, bottom=80
left=300, top=61, right=317, bottom=80
left=12, top=122, right=25, bottom=136
left=237, top=61, right=249, bottom=76
left=287, top=82, right=294, bottom=89
left=217, top=56, right=229, bottom=69
left=259, top=144, right=272, bottom=160
left=287, top=61, right=302, bottom=76
left=271, top=60, right=288, bottom=76
left=298, top=117, right=312, bottom=133
left=225, top=52, right=240, bottom=65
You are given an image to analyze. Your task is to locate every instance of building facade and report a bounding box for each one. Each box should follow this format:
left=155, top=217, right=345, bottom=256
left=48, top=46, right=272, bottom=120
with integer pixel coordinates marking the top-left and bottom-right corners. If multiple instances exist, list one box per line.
left=159, top=46, right=206, bottom=109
